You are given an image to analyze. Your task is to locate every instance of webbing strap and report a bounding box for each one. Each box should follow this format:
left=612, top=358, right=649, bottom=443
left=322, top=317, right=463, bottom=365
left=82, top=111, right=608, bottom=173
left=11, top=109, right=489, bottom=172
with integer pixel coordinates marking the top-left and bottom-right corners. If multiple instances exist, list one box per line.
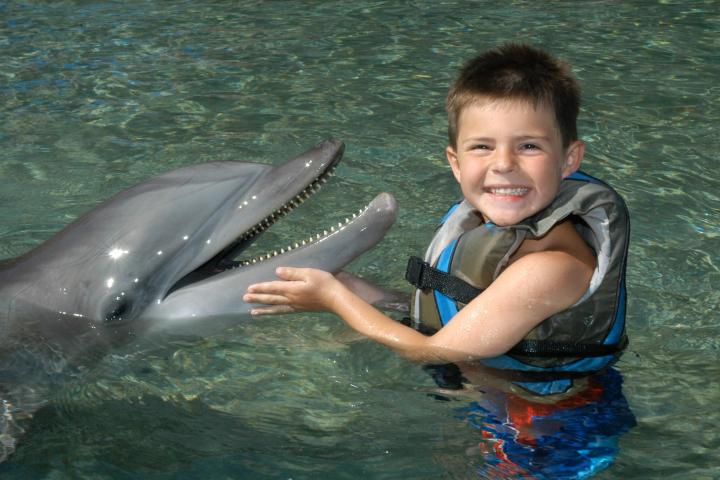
left=405, top=256, right=481, bottom=304
left=406, top=256, right=628, bottom=359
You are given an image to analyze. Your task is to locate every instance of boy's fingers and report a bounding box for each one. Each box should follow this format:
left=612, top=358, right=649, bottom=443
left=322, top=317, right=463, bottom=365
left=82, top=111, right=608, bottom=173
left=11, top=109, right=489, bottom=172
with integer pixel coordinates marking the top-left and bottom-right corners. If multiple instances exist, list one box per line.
left=247, top=280, right=296, bottom=295
left=250, top=305, right=295, bottom=315
left=275, top=267, right=309, bottom=281
left=243, top=293, right=288, bottom=305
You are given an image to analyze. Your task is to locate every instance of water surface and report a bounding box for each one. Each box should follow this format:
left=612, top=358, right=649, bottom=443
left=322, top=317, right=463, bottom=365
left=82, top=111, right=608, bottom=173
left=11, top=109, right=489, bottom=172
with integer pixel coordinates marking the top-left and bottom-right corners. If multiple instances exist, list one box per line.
left=1, top=1, right=718, bottom=478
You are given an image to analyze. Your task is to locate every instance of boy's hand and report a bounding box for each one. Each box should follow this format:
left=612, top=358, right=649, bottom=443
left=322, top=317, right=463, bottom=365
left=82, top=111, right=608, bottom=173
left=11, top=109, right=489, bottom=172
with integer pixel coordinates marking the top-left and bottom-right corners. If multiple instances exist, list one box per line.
left=244, top=267, right=343, bottom=315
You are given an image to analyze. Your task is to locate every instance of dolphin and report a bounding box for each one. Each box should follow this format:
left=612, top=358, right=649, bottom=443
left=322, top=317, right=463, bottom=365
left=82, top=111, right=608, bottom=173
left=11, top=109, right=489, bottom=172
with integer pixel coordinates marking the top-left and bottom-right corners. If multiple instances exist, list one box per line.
left=0, top=137, right=396, bottom=377
left=0, top=138, right=396, bottom=462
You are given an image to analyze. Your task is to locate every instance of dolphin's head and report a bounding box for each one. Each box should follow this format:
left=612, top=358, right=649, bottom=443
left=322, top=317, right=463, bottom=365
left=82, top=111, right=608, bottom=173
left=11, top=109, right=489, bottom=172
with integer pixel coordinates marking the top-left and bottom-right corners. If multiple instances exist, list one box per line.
left=6, top=139, right=396, bottom=334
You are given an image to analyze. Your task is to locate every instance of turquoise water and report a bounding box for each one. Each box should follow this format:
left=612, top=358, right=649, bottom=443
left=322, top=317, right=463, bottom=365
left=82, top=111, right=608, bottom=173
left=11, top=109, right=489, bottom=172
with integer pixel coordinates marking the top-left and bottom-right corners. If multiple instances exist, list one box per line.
left=1, top=0, right=718, bottom=478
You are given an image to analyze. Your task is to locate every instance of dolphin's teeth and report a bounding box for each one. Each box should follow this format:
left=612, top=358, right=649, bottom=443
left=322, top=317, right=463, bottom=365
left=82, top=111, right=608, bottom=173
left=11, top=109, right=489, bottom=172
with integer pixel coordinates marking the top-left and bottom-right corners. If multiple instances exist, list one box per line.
left=316, top=233, right=321, bottom=239
left=252, top=259, right=257, bottom=264
left=294, top=242, right=299, bottom=248
left=280, top=248, right=285, bottom=254
left=323, top=230, right=328, bottom=235
left=330, top=226, right=335, bottom=232
left=339, top=222, right=343, bottom=228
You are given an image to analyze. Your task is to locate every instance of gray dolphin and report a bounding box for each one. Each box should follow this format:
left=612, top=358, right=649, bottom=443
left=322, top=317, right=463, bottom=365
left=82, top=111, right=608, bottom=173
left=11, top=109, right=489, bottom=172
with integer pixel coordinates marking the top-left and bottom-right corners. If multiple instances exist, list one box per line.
left=0, top=139, right=396, bottom=456
left=1, top=138, right=396, bottom=351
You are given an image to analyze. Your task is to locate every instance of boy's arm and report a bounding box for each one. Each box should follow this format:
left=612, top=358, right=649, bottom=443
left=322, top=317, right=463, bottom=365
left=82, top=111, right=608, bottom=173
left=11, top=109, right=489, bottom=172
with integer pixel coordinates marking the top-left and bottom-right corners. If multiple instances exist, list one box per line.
left=335, top=271, right=409, bottom=313
left=244, top=247, right=593, bottom=363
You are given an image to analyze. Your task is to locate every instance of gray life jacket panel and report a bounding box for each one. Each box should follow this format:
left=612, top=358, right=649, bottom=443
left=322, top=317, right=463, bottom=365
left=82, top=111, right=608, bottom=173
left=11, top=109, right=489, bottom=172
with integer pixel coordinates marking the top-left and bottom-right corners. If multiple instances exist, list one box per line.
left=407, top=171, right=630, bottom=377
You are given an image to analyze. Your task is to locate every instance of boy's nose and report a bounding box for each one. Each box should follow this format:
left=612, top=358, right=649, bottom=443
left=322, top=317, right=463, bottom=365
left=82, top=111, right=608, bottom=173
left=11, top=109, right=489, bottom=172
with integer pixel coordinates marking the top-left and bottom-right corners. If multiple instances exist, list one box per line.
left=491, top=147, right=516, bottom=173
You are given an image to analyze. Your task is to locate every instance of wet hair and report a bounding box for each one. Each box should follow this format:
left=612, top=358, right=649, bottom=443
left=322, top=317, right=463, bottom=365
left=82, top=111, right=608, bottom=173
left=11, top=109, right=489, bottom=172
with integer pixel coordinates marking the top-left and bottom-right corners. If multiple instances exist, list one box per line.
left=446, top=43, right=580, bottom=149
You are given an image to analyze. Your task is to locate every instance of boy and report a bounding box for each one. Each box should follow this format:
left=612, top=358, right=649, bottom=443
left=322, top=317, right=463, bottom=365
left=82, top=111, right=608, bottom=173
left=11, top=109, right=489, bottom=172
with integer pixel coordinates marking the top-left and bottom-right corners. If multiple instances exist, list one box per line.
left=243, top=44, right=628, bottom=381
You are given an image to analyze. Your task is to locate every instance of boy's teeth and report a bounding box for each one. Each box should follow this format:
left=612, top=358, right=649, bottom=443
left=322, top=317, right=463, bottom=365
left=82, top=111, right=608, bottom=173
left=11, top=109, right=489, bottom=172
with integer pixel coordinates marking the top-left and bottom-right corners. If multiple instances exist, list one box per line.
left=490, top=187, right=528, bottom=195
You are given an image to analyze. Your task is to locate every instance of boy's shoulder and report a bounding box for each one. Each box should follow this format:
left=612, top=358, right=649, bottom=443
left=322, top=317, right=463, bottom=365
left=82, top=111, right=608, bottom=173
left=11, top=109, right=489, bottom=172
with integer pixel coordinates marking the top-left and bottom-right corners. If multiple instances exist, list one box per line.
left=509, top=219, right=596, bottom=272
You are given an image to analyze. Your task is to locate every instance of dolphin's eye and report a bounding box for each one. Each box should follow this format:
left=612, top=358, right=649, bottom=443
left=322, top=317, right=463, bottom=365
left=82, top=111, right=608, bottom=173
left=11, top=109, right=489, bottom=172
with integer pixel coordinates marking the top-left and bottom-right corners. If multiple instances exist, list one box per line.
left=105, top=299, right=130, bottom=322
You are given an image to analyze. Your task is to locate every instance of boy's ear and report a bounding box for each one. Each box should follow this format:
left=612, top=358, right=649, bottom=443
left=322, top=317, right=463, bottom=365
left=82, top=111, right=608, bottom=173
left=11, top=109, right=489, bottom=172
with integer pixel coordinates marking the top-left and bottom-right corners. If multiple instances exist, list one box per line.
left=562, top=140, right=585, bottom=178
left=446, top=145, right=462, bottom=183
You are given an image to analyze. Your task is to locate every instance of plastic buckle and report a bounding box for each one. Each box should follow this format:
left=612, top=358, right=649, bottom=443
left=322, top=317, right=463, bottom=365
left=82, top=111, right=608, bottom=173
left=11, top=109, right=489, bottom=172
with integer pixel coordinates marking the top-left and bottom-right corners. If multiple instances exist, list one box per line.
left=405, top=256, right=427, bottom=288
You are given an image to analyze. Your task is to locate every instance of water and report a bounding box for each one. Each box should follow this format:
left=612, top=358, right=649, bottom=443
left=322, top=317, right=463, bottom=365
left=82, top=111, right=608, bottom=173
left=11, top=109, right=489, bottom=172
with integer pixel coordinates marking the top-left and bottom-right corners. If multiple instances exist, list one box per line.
left=1, top=0, right=718, bottom=478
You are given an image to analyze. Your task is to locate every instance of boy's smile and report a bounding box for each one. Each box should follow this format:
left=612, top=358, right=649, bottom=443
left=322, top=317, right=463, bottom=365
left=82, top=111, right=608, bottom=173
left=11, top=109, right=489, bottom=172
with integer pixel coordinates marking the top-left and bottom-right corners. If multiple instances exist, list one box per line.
left=446, top=99, right=584, bottom=226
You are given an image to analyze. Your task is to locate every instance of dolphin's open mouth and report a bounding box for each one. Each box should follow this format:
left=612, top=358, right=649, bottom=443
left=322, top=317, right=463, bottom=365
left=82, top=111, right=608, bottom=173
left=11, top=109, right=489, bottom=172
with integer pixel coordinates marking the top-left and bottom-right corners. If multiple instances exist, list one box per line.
left=231, top=204, right=373, bottom=268
left=234, top=163, right=338, bottom=248
left=170, top=142, right=388, bottom=292
left=216, top=167, right=382, bottom=271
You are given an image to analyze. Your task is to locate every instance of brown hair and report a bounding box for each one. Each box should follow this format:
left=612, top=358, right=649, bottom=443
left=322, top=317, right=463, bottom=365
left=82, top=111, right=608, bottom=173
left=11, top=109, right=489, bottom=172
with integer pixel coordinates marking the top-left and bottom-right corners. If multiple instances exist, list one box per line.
left=446, top=43, right=580, bottom=149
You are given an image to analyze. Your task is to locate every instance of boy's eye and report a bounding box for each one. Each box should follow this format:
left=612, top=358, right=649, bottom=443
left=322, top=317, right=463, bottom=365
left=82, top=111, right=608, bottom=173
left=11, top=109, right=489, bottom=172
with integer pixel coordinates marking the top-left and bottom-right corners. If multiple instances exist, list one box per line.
left=520, top=143, right=540, bottom=151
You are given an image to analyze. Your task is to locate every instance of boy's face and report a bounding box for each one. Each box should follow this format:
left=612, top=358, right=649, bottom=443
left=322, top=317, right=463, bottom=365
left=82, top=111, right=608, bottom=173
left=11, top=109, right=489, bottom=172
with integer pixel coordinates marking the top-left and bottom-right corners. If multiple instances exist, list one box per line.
left=446, top=99, right=584, bottom=226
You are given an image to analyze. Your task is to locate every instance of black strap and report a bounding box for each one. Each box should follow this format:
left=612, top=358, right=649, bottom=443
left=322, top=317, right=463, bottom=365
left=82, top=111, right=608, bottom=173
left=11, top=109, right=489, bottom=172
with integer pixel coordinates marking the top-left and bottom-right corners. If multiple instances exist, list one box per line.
left=405, top=256, right=482, bottom=304
left=508, top=336, right=628, bottom=358
left=405, top=256, right=628, bottom=359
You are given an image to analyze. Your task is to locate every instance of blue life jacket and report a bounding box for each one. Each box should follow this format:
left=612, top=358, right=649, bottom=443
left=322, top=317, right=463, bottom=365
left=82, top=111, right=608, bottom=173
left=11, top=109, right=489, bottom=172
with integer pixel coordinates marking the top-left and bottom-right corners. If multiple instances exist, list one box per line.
left=406, top=172, right=630, bottom=394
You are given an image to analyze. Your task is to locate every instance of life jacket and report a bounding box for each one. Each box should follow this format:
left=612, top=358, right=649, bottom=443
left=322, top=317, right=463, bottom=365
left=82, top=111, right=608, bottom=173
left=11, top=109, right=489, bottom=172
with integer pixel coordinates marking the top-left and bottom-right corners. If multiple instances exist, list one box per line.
left=405, top=171, right=630, bottom=393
